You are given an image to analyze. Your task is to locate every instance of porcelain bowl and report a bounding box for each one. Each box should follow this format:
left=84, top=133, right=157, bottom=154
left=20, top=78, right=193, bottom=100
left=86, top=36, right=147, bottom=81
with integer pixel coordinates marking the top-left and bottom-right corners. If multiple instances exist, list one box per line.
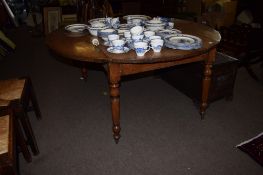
left=145, top=24, right=165, bottom=31
left=146, top=19, right=163, bottom=24
left=130, top=18, right=144, bottom=26
left=98, top=29, right=116, bottom=37
left=87, top=26, right=109, bottom=36
left=145, top=20, right=166, bottom=31
left=98, top=29, right=117, bottom=41
left=90, top=22, right=106, bottom=28
left=89, top=18, right=106, bottom=25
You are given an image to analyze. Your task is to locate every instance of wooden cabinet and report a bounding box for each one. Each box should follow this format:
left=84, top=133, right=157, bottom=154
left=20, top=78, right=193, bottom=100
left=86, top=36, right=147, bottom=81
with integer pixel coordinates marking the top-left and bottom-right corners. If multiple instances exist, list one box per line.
left=160, top=52, right=239, bottom=104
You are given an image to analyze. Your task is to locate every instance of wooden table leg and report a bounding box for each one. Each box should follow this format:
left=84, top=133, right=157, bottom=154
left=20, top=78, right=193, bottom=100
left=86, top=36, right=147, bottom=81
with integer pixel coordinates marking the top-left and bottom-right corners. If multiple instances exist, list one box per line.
left=80, top=67, right=88, bottom=80
left=108, top=63, right=121, bottom=143
left=200, top=49, right=216, bottom=119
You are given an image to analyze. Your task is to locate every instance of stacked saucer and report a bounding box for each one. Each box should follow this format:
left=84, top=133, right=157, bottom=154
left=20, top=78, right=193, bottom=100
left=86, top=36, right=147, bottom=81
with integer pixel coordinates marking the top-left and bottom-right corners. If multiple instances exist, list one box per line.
left=164, top=34, right=202, bottom=50
left=145, top=19, right=166, bottom=31
left=156, top=29, right=182, bottom=38
left=64, top=24, right=89, bottom=36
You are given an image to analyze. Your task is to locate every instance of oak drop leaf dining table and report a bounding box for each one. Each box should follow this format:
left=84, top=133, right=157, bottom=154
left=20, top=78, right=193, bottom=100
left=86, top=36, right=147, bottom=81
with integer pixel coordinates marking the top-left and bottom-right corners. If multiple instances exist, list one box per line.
left=46, top=19, right=221, bottom=143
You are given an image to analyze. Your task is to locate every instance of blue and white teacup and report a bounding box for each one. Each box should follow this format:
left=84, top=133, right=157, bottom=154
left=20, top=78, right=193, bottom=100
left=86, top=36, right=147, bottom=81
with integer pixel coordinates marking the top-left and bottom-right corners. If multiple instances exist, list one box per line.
left=166, top=22, right=174, bottom=29
left=151, top=39, right=164, bottom=52
left=130, top=26, right=144, bottom=36
left=112, top=39, right=125, bottom=52
left=149, top=35, right=161, bottom=41
left=111, top=17, right=120, bottom=29
left=134, top=41, right=150, bottom=56
left=124, top=31, right=131, bottom=39
left=98, top=29, right=117, bottom=41
left=108, top=34, right=119, bottom=46
left=150, top=39, right=164, bottom=53
left=132, top=34, right=144, bottom=42
left=144, top=31, right=155, bottom=40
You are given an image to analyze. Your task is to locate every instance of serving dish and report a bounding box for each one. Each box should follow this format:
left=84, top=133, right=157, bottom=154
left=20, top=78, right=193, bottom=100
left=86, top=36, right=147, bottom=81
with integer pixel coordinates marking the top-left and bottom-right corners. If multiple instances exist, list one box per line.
left=88, top=18, right=106, bottom=25
left=156, top=29, right=182, bottom=38
left=65, top=24, right=88, bottom=33
left=164, top=34, right=202, bottom=50
left=123, top=15, right=151, bottom=21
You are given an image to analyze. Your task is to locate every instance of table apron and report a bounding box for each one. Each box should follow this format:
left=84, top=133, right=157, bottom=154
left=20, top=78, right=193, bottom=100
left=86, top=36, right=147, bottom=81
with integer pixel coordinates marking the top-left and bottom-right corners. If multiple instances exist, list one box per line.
left=119, top=52, right=210, bottom=76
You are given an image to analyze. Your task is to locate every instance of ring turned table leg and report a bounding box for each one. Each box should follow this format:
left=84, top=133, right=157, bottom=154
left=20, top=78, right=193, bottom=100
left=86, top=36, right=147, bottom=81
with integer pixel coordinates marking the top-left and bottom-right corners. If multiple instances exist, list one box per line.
left=200, top=49, right=216, bottom=119
left=108, top=63, right=121, bottom=143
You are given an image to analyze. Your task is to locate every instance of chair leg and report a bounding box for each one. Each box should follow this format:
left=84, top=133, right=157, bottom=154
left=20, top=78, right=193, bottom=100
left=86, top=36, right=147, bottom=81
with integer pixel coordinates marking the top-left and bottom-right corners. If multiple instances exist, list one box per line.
left=27, top=78, right=42, bottom=120
left=18, top=110, right=39, bottom=156
left=15, top=118, right=32, bottom=163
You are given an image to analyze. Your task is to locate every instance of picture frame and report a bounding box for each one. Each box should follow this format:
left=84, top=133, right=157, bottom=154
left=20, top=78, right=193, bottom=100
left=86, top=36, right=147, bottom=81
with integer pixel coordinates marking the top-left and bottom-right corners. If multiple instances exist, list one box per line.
left=43, top=7, right=62, bottom=36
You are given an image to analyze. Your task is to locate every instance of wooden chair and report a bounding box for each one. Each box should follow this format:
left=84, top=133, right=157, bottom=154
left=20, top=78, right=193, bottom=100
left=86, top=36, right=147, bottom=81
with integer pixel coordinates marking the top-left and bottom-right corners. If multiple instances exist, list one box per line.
left=0, top=101, right=17, bottom=175
left=76, top=0, right=114, bottom=80
left=0, top=77, right=41, bottom=158
left=0, top=100, right=33, bottom=164
left=77, top=0, right=114, bottom=23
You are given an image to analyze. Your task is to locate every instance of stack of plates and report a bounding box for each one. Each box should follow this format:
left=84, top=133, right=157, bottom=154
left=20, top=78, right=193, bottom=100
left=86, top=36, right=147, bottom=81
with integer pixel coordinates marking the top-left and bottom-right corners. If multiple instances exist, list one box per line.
left=64, top=24, right=89, bottom=36
left=123, top=15, right=151, bottom=21
left=156, top=29, right=182, bottom=38
left=145, top=19, right=166, bottom=31
left=65, top=24, right=88, bottom=33
left=88, top=18, right=107, bottom=25
left=124, top=15, right=151, bottom=28
left=164, top=34, right=202, bottom=50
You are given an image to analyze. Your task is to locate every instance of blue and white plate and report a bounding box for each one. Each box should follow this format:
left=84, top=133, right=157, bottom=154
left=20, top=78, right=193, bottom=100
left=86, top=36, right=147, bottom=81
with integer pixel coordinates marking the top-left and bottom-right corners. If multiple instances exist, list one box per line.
left=123, top=15, right=151, bottom=21
left=88, top=18, right=106, bottom=25
left=156, top=29, right=182, bottom=38
left=164, top=34, right=202, bottom=50
left=65, top=24, right=88, bottom=33
left=107, top=47, right=130, bottom=54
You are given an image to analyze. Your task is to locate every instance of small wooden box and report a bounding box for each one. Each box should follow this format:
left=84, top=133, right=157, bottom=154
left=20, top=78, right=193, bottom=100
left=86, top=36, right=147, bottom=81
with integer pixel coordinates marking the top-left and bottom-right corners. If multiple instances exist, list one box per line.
left=161, top=52, right=239, bottom=103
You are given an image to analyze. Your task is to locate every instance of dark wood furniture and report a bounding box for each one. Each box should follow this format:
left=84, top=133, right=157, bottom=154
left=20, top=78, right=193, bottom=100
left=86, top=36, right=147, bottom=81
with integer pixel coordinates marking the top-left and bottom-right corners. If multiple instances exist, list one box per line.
left=218, top=24, right=263, bottom=81
left=109, top=0, right=201, bottom=19
left=161, top=52, right=239, bottom=104
left=0, top=102, right=18, bottom=175
left=0, top=77, right=41, bottom=161
left=46, top=19, right=221, bottom=143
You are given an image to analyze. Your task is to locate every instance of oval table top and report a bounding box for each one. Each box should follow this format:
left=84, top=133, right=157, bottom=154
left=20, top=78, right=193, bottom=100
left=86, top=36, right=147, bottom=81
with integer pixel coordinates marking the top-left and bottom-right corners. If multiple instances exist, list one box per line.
left=46, top=19, right=221, bottom=64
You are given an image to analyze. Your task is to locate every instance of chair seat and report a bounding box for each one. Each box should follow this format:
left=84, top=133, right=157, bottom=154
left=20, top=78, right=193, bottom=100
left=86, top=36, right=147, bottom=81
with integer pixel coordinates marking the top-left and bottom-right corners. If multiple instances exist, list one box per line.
left=0, top=77, right=41, bottom=162
left=0, top=79, right=25, bottom=101
left=0, top=115, right=9, bottom=155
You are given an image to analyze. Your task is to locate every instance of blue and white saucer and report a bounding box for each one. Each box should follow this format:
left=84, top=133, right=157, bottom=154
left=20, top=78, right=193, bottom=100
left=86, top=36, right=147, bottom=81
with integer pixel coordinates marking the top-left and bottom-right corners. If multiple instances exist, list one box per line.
left=107, top=47, right=130, bottom=54
left=65, top=24, right=88, bottom=33
left=164, top=34, right=202, bottom=50
left=156, top=29, right=182, bottom=38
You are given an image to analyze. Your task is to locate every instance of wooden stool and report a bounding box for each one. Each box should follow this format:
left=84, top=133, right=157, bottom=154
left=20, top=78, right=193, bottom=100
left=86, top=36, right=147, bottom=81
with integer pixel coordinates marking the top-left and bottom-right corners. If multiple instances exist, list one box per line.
left=0, top=77, right=41, bottom=157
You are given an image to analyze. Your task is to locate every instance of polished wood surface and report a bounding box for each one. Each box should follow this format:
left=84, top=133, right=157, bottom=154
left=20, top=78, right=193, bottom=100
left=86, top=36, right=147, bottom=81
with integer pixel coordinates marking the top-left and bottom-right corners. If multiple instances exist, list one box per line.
left=46, top=19, right=221, bottom=143
left=46, top=19, right=220, bottom=63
